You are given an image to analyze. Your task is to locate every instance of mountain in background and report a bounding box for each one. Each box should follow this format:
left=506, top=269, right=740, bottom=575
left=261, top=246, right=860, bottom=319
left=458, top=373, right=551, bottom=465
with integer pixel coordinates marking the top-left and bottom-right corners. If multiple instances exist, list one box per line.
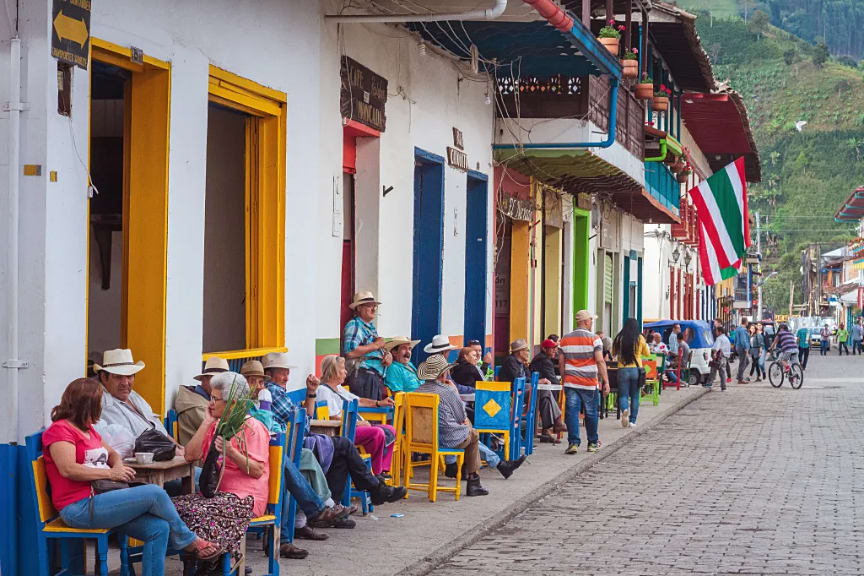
left=673, top=1, right=864, bottom=312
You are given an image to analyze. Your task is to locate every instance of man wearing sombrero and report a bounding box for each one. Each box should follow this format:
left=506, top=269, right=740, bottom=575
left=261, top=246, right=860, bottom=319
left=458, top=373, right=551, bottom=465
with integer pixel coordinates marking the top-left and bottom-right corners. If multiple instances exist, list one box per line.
left=383, top=336, right=422, bottom=393
left=174, top=356, right=229, bottom=444
left=343, top=291, right=392, bottom=400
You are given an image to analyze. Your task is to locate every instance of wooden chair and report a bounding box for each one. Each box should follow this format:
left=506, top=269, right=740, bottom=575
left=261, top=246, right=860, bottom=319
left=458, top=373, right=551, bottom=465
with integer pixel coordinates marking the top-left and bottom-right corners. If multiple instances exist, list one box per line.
left=339, top=399, right=373, bottom=515
left=641, top=357, right=661, bottom=406
left=663, top=349, right=684, bottom=391
left=388, top=392, right=406, bottom=487
left=402, top=393, right=464, bottom=502
left=26, top=431, right=113, bottom=576
left=473, top=381, right=514, bottom=460
left=241, top=432, right=288, bottom=576
left=277, top=407, right=305, bottom=546
left=523, top=373, right=539, bottom=455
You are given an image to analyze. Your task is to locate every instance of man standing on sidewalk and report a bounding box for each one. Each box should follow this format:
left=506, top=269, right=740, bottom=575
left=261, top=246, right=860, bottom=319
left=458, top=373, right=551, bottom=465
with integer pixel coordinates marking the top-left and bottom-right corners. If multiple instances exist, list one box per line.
left=733, top=318, right=751, bottom=384
left=851, top=320, right=863, bottom=355
left=795, top=324, right=811, bottom=370
left=559, top=310, right=609, bottom=455
left=837, top=323, right=850, bottom=356
left=707, top=326, right=732, bottom=391
left=819, top=324, right=831, bottom=356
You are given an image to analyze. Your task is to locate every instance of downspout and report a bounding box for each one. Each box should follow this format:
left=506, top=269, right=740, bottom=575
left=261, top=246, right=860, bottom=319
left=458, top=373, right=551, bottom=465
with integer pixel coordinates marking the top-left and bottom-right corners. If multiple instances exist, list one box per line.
left=3, top=37, right=22, bottom=445
left=644, top=139, right=667, bottom=162
left=326, top=0, right=507, bottom=23
left=493, top=0, right=623, bottom=150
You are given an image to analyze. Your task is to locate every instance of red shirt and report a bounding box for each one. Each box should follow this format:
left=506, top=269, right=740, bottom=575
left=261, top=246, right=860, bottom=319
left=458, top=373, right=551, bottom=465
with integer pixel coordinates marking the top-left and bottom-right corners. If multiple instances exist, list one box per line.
left=42, top=420, right=110, bottom=511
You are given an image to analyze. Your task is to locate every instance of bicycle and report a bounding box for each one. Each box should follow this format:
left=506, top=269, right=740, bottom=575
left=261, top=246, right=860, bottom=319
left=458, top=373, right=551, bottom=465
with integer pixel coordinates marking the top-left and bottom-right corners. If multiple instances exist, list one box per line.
left=767, top=352, right=803, bottom=389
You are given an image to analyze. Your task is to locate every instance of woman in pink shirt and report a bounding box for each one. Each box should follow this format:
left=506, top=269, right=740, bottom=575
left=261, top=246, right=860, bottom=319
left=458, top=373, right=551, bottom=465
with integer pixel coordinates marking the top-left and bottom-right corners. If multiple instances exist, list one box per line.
left=42, top=378, right=220, bottom=576
left=181, top=372, right=270, bottom=571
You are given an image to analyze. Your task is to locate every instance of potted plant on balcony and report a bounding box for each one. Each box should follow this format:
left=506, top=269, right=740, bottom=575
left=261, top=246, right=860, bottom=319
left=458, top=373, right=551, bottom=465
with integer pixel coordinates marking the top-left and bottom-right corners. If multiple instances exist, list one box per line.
left=634, top=76, right=653, bottom=100
left=651, top=84, right=671, bottom=111
left=598, top=20, right=623, bottom=55
left=677, top=166, right=692, bottom=183
left=621, top=49, right=638, bottom=78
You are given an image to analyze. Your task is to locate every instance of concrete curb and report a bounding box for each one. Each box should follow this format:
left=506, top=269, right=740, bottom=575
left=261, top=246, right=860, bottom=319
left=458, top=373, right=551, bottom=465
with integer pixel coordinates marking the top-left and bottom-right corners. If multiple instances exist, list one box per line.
left=396, top=386, right=710, bottom=576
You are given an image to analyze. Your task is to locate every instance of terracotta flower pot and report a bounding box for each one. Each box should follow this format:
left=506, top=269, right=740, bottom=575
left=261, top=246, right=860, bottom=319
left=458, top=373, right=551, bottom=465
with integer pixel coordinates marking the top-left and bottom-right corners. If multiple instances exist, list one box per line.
left=621, top=60, right=638, bottom=78
left=677, top=172, right=691, bottom=183
left=651, top=96, right=669, bottom=111
left=598, top=37, right=619, bottom=55
left=672, top=160, right=685, bottom=172
left=634, top=83, right=653, bottom=99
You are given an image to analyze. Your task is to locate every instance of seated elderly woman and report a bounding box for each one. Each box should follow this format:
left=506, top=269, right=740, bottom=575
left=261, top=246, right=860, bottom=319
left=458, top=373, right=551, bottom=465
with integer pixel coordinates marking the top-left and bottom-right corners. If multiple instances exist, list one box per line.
left=313, top=355, right=396, bottom=477
left=43, top=378, right=219, bottom=576
left=450, top=346, right=485, bottom=392
left=180, top=372, right=270, bottom=572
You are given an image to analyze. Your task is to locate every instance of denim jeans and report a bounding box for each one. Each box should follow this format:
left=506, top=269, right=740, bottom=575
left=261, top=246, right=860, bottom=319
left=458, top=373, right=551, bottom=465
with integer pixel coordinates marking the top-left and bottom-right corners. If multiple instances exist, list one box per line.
left=564, top=387, right=598, bottom=447
left=281, top=460, right=325, bottom=543
left=444, top=440, right=500, bottom=468
left=617, top=367, right=640, bottom=424
left=59, top=484, right=196, bottom=576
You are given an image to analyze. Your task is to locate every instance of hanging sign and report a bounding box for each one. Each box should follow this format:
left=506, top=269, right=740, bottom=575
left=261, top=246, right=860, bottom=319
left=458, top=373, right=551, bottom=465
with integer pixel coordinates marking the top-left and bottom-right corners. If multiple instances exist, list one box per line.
left=340, top=57, right=388, bottom=132
left=52, top=0, right=91, bottom=70
left=500, top=196, right=535, bottom=222
left=447, top=126, right=468, bottom=171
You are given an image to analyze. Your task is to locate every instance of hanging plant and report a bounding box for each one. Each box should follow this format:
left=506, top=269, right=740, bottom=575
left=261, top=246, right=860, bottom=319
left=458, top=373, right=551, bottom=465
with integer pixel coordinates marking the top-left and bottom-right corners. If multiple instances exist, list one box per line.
left=651, top=84, right=671, bottom=111
left=598, top=20, right=623, bottom=55
left=621, top=48, right=638, bottom=78
left=634, top=75, right=653, bottom=100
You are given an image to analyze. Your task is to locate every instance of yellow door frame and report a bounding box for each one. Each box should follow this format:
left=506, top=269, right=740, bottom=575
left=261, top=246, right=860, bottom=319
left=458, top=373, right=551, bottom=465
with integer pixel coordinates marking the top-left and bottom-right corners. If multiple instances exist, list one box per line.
left=206, top=66, right=286, bottom=355
left=88, top=38, right=171, bottom=415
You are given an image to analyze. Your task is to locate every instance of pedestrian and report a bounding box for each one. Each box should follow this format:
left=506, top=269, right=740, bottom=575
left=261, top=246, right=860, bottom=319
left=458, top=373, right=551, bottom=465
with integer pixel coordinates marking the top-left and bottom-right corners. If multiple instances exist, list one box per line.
left=707, top=326, right=732, bottom=391
left=559, top=310, right=609, bottom=454
left=769, top=323, right=800, bottom=370
left=819, top=324, right=831, bottom=356
left=837, top=323, right=850, bottom=356
left=854, top=318, right=864, bottom=355
left=733, top=318, right=751, bottom=384
left=795, top=324, right=810, bottom=370
left=748, top=324, right=765, bottom=382
left=612, top=318, right=650, bottom=428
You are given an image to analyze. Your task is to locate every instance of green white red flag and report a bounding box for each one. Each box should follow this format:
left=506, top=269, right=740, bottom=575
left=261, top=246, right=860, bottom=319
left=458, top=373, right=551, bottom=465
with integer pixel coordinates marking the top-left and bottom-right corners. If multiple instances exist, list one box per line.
left=689, top=157, right=750, bottom=286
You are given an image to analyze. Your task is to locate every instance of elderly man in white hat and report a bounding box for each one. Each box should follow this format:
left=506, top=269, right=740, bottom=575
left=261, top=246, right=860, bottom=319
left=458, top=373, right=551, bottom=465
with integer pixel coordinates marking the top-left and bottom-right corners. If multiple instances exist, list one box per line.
left=93, top=348, right=183, bottom=456
left=558, top=310, right=609, bottom=455
left=383, top=336, right=421, bottom=393
left=342, top=291, right=392, bottom=401
left=174, top=356, right=229, bottom=445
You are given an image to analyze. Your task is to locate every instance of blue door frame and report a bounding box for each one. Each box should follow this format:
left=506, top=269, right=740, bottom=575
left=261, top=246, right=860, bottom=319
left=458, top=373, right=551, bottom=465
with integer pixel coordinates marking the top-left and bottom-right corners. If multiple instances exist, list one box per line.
left=412, top=148, right=445, bottom=365
left=464, top=171, right=488, bottom=348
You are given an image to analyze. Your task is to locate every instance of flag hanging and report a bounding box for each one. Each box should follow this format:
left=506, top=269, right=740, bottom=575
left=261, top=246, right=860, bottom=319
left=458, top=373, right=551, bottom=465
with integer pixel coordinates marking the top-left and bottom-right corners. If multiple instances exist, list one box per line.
left=689, top=157, right=750, bottom=286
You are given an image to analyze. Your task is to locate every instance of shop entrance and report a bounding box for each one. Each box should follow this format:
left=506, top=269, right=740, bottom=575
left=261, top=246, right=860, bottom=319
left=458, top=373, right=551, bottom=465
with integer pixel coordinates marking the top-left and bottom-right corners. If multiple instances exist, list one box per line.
left=464, top=172, right=488, bottom=346
left=411, top=149, right=445, bottom=364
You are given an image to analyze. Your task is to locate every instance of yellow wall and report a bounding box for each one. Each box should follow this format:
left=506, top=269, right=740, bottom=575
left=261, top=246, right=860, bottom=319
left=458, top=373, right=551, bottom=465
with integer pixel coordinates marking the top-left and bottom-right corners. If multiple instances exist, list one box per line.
left=509, top=221, right=530, bottom=344
left=544, top=226, right=562, bottom=339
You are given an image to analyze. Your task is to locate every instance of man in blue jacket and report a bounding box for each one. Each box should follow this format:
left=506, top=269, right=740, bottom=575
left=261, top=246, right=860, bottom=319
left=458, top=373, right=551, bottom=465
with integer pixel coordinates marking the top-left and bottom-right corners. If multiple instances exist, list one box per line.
left=733, top=318, right=751, bottom=384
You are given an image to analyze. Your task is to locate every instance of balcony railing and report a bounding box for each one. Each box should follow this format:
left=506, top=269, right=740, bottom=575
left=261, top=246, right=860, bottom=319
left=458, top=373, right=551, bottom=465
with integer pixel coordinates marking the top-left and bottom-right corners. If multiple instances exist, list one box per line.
left=644, top=162, right=680, bottom=214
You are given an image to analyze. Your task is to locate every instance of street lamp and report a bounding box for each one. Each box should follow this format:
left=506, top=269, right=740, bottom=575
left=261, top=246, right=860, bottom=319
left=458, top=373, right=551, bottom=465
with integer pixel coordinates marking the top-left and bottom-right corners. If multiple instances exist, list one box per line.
left=671, top=243, right=681, bottom=264
left=683, top=250, right=692, bottom=268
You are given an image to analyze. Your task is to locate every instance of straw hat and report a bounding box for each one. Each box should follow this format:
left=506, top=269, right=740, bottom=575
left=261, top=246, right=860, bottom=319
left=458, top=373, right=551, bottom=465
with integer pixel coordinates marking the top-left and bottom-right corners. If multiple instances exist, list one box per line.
left=195, top=357, right=229, bottom=381
left=262, top=352, right=296, bottom=370
left=510, top=338, right=529, bottom=353
left=348, top=291, right=382, bottom=310
left=423, top=334, right=457, bottom=354
left=239, top=360, right=266, bottom=378
left=93, top=349, right=145, bottom=376
left=417, top=354, right=456, bottom=381
left=574, top=309, right=597, bottom=323
left=384, top=336, right=421, bottom=351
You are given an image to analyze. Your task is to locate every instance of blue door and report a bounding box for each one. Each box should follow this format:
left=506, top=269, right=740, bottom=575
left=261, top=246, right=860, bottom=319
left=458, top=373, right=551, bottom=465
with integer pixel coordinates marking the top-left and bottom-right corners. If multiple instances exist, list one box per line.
left=412, top=149, right=445, bottom=365
left=464, top=172, right=488, bottom=347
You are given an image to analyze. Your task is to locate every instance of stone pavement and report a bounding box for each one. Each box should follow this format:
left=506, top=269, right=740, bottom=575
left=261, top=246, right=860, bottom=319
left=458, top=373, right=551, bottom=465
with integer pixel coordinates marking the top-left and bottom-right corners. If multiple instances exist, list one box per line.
left=428, top=353, right=864, bottom=576
left=149, top=379, right=705, bottom=575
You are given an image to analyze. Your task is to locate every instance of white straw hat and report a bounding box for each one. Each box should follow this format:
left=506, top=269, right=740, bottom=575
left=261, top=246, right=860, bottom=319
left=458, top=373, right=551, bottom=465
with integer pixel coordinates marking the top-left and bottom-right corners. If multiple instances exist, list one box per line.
left=93, top=349, right=145, bottom=376
left=423, top=334, right=457, bottom=354
left=195, top=357, right=229, bottom=381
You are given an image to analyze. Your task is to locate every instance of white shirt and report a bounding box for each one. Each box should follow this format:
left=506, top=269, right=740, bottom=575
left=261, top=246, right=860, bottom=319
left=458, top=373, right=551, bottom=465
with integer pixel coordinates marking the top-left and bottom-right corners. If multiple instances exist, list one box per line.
left=712, top=334, right=731, bottom=358
left=94, top=387, right=169, bottom=442
left=316, top=383, right=358, bottom=418
left=649, top=341, right=668, bottom=355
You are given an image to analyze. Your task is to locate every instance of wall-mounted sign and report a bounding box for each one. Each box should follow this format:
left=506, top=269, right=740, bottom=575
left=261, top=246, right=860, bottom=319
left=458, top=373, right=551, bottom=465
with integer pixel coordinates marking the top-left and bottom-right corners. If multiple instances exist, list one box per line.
left=447, top=147, right=468, bottom=172
left=452, top=127, right=464, bottom=150
left=500, top=195, right=535, bottom=222
left=52, top=0, right=91, bottom=69
left=340, top=56, right=387, bottom=132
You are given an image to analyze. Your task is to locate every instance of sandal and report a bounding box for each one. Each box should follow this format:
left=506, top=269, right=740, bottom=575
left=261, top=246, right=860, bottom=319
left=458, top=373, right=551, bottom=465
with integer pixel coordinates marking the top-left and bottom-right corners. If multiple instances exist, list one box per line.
left=189, top=538, right=222, bottom=561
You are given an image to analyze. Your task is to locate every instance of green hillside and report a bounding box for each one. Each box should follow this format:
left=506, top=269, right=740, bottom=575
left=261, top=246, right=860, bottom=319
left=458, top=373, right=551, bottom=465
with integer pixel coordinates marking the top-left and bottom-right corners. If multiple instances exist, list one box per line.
left=677, top=10, right=864, bottom=312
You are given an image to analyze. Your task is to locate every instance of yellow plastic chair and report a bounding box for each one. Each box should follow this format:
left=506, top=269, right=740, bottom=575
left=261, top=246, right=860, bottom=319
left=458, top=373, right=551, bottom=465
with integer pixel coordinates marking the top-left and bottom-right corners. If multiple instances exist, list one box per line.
left=402, top=392, right=464, bottom=502
left=388, top=392, right=406, bottom=487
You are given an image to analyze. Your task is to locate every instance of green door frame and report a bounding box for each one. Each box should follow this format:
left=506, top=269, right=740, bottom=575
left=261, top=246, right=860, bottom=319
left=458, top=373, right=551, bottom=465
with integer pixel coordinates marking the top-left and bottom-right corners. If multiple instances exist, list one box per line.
left=572, top=206, right=590, bottom=321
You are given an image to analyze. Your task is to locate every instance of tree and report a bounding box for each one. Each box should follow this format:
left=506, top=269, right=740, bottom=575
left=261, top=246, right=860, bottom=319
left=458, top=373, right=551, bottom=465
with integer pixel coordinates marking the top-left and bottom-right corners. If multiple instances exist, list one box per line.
left=813, top=42, right=830, bottom=68
left=748, top=10, right=771, bottom=37
left=783, top=48, right=797, bottom=65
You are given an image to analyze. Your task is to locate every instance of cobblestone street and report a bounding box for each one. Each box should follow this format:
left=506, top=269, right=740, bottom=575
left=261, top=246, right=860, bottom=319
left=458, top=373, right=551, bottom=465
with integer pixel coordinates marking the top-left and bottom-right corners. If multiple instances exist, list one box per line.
left=428, top=353, right=864, bottom=576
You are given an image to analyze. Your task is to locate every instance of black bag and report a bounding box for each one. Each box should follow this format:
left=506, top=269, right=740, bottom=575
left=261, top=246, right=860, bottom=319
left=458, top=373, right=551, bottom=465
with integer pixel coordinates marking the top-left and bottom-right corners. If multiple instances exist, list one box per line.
left=133, top=428, right=176, bottom=462
left=92, top=479, right=129, bottom=494
left=637, top=367, right=646, bottom=388
left=199, top=442, right=224, bottom=498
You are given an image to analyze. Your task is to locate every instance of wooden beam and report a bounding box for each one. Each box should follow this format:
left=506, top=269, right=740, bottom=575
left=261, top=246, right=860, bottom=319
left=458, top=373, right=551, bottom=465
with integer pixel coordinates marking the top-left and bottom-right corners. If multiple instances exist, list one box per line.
left=582, top=0, right=590, bottom=28
left=606, top=0, right=614, bottom=24
left=625, top=3, right=632, bottom=51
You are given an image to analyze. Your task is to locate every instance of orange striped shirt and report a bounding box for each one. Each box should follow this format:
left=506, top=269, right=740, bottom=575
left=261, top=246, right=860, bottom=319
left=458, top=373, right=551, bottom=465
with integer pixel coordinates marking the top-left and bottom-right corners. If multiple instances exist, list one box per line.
left=559, top=329, right=602, bottom=390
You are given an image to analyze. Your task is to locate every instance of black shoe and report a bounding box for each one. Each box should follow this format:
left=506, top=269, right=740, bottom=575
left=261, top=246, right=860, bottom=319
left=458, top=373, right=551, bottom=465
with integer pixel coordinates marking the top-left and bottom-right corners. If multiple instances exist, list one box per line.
left=497, top=454, right=527, bottom=479
left=370, top=482, right=405, bottom=505
left=330, top=517, right=356, bottom=529
left=444, top=461, right=458, bottom=478
left=466, top=476, right=489, bottom=497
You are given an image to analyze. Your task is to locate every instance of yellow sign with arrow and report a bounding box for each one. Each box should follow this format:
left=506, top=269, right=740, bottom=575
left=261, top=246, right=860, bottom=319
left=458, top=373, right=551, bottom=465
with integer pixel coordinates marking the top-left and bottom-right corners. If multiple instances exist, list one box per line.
left=51, top=0, right=90, bottom=70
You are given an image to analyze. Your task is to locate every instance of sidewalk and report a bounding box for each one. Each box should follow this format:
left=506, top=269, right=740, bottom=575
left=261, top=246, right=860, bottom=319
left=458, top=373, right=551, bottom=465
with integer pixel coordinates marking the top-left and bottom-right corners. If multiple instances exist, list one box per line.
left=225, top=384, right=708, bottom=576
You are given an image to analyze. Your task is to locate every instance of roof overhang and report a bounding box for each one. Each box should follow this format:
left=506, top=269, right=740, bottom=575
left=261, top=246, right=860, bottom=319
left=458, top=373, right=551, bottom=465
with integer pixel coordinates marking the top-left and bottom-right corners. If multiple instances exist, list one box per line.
left=681, top=91, right=761, bottom=182
left=494, top=147, right=679, bottom=223
left=645, top=2, right=715, bottom=93
left=835, top=187, right=864, bottom=222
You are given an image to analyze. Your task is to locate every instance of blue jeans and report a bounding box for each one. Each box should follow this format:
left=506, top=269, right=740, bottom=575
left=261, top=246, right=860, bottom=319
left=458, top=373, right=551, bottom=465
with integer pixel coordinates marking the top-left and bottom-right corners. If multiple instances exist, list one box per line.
left=617, top=367, right=640, bottom=424
left=280, top=460, right=325, bottom=543
left=59, top=484, right=196, bottom=576
left=564, top=387, right=598, bottom=447
left=446, top=440, right=501, bottom=468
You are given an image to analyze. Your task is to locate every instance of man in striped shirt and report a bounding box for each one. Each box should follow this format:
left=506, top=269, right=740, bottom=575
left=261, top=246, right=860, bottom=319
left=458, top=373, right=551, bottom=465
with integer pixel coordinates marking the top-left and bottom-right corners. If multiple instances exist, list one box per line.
left=558, top=310, right=609, bottom=455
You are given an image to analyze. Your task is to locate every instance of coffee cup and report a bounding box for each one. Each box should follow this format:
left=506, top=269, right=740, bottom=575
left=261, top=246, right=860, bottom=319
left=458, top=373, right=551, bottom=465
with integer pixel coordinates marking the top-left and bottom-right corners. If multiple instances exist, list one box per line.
left=135, top=452, right=154, bottom=465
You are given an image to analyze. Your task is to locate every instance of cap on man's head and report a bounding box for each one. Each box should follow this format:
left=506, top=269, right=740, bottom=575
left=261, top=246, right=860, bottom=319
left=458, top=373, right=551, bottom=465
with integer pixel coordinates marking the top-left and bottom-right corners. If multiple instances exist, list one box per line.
left=541, top=339, right=558, bottom=349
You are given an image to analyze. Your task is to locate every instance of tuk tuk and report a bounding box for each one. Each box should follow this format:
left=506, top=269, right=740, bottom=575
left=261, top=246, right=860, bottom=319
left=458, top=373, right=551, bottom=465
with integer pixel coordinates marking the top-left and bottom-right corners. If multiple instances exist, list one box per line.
left=644, top=320, right=715, bottom=386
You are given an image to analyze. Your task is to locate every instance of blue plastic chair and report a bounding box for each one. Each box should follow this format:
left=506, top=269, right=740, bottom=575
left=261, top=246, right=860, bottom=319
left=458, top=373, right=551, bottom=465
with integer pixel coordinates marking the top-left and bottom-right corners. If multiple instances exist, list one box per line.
left=26, top=431, right=113, bottom=576
left=523, top=372, right=540, bottom=455
left=340, top=399, right=374, bottom=515
left=164, top=409, right=179, bottom=441
left=474, top=380, right=514, bottom=461
left=280, top=407, right=306, bottom=546
left=509, top=377, right=526, bottom=460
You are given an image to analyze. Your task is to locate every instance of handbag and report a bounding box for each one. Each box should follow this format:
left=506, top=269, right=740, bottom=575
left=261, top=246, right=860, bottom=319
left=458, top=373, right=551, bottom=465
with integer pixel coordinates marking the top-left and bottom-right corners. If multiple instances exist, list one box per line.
left=199, top=442, right=225, bottom=498
left=133, top=427, right=177, bottom=462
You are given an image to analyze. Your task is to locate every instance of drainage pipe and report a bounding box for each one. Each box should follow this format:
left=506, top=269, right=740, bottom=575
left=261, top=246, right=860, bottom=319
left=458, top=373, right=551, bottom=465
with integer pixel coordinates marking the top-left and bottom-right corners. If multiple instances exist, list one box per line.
left=3, top=37, right=21, bottom=445
left=326, top=0, right=507, bottom=23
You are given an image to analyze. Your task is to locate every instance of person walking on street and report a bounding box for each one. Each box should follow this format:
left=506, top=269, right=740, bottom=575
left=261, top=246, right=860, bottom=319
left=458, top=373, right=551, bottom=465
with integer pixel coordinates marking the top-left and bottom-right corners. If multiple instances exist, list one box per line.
left=837, top=323, right=850, bottom=356
left=733, top=318, right=751, bottom=384
left=559, top=310, right=609, bottom=455
left=707, top=326, right=732, bottom=391
left=819, top=324, right=831, bottom=356
left=795, top=325, right=811, bottom=370
left=612, top=318, right=650, bottom=428
left=854, top=319, right=864, bottom=355
left=748, top=324, right=765, bottom=382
